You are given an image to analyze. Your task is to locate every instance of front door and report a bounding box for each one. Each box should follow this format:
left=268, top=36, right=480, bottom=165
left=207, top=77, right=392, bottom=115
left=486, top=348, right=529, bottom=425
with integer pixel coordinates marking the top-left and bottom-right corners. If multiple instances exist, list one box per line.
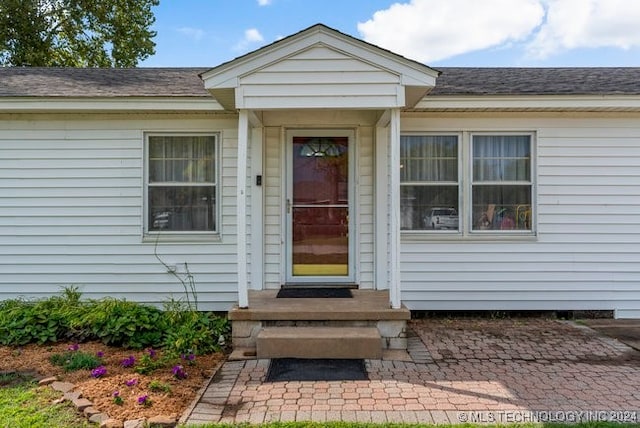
left=286, top=130, right=354, bottom=283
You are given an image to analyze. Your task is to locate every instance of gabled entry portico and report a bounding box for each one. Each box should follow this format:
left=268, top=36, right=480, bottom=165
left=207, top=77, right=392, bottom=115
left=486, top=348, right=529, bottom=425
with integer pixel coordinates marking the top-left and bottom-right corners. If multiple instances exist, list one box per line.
left=201, top=24, right=438, bottom=315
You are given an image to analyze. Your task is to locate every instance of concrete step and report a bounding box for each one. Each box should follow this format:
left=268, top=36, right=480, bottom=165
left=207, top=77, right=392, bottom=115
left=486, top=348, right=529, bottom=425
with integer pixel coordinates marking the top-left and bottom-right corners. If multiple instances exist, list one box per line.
left=256, top=326, right=382, bottom=359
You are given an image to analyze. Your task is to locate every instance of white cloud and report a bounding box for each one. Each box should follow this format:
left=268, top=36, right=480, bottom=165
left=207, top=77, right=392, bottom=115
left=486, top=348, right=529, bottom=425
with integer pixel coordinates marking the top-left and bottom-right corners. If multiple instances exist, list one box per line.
left=527, top=0, right=640, bottom=58
left=177, top=27, right=205, bottom=41
left=234, top=28, right=265, bottom=51
left=257, top=0, right=271, bottom=5
left=357, top=0, right=544, bottom=63
left=245, top=28, right=264, bottom=43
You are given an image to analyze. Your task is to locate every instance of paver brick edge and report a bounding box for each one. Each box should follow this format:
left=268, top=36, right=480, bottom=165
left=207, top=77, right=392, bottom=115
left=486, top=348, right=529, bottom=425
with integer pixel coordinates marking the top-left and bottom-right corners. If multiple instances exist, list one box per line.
left=178, top=358, right=227, bottom=424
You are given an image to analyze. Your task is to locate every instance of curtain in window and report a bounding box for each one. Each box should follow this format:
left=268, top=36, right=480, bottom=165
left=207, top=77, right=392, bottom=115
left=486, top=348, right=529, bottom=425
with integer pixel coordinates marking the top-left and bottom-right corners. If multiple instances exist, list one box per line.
left=148, top=135, right=216, bottom=232
left=473, top=135, right=530, bottom=182
left=400, top=135, right=459, bottom=231
left=149, top=136, right=216, bottom=183
left=401, top=135, right=458, bottom=182
left=472, top=135, right=532, bottom=231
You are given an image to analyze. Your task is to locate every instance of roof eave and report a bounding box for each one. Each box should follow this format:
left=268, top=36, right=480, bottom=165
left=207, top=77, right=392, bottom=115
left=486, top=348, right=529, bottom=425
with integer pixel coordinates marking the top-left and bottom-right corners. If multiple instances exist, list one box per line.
left=412, top=94, right=640, bottom=112
left=0, top=97, right=225, bottom=113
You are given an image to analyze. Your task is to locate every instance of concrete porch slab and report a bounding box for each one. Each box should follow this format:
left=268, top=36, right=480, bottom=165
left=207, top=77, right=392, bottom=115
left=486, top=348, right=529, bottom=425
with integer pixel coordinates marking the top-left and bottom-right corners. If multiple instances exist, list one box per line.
left=229, top=290, right=410, bottom=321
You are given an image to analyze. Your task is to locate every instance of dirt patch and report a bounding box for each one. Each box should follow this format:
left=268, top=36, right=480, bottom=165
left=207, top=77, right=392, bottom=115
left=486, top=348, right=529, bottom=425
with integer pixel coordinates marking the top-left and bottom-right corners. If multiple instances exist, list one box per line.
left=0, top=341, right=224, bottom=422
left=582, top=319, right=640, bottom=351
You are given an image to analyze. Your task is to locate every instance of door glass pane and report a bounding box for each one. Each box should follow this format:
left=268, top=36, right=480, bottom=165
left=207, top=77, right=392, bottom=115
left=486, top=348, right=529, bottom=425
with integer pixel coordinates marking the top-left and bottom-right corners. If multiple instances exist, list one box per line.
left=292, top=137, right=349, bottom=277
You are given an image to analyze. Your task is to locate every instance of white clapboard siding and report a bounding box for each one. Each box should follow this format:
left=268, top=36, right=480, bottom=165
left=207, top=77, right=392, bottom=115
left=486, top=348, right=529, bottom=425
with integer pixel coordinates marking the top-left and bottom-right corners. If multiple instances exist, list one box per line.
left=0, top=114, right=239, bottom=310
left=399, top=114, right=640, bottom=315
left=358, top=126, right=375, bottom=288
left=263, top=126, right=283, bottom=288
left=238, top=46, right=402, bottom=109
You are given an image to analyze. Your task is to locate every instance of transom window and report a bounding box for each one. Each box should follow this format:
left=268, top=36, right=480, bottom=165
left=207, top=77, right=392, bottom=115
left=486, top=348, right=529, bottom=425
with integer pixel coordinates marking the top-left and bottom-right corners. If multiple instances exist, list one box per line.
left=400, top=133, right=534, bottom=235
left=146, top=134, right=217, bottom=233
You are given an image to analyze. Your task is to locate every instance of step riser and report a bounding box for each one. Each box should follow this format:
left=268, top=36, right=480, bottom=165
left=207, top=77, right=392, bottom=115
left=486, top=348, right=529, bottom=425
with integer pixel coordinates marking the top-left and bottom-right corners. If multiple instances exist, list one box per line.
left=257, top=327, right=382, bottom=359
left=257, top=337, right=382, bottom=359
left=233, top=320, right=408, bottom=351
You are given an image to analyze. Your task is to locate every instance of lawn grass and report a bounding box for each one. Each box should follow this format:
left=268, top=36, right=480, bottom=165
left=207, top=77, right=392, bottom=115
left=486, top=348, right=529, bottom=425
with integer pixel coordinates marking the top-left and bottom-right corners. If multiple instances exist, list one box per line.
left=1, top=374, right=637, bottom=428
left=0, top=373, right=89, bottom=428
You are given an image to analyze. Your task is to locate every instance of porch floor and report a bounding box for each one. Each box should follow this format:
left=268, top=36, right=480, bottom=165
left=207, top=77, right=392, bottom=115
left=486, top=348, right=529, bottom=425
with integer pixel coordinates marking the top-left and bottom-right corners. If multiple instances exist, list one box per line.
left=228, top=289, right=410, bottom=321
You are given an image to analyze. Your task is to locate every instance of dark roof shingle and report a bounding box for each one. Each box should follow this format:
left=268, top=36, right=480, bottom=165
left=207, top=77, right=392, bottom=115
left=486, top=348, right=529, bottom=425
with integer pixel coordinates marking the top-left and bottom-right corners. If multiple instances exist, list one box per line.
left=1, top=66, right=640, bottom=98
left=431, top=67, right=640, bottom=96
left=0, top=67, right=210, bottom=97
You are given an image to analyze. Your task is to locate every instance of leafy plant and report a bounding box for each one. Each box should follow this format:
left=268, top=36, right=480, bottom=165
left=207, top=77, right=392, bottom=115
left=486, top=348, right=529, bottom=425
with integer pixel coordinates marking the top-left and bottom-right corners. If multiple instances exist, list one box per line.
left=148, top=380, right=172, bottom=394
left=80, top=299, right=166, bottom=349
left=134, top=353, right=168, bottom=375
left=0, top=285, right=229, bottom=356
left=0, top=286, right=89, bottom=346
left=162, top=306, right=229, bottom=356
left=49, top=351, right=102, bottom=372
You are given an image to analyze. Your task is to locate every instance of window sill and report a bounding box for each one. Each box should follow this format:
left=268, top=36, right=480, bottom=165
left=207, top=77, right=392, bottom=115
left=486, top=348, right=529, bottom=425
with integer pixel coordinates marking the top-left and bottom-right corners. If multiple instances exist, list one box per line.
left=401, top=231, right=537, bottom=242
left=142, top=233, right=222, bottom=244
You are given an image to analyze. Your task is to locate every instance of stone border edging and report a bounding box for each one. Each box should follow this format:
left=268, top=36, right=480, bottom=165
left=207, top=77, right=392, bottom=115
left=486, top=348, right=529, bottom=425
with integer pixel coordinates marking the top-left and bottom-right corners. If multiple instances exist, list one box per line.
left=39, top=376, right=177, bottom=428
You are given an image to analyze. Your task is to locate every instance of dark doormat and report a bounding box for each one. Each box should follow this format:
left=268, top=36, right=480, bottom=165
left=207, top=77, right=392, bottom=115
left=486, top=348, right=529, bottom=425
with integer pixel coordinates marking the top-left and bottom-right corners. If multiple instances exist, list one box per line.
left=265, top=358, right=368, bottom=382
left=276, top=288, right=352, bottom=298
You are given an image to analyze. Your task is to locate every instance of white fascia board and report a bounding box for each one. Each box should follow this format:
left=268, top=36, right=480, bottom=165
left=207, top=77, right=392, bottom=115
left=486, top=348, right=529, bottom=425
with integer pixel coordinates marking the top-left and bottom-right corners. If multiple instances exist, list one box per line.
left=312, top=33, right=438, bottom=87
left=0, top=97, right=224, bottom=112
left=414, top=95, right=640, bottom=111
left=202, top=26, right=437, bottom=90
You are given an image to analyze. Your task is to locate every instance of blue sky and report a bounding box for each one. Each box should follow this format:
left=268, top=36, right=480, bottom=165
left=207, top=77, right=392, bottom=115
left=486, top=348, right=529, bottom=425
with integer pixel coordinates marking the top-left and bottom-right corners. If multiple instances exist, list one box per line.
left=141, top=0, right=640, bottom=68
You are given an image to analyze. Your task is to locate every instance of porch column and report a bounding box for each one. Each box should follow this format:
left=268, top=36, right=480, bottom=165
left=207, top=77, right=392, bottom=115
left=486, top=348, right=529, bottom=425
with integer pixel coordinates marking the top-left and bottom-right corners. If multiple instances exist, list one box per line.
left=389, top=108, right=402, bottom=309
left=237, top=110, right=249, bottom=308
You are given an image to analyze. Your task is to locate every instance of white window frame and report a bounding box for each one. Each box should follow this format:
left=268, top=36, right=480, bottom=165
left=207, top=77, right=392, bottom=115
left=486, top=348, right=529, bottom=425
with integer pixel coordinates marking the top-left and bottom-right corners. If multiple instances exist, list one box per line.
left=401, top=131, right=537, bottom=239
left=143, top=132, right=220, bottom=240
left=469, top=132, right=536, bottom=236
left=399, top=132, right=462, bottom=234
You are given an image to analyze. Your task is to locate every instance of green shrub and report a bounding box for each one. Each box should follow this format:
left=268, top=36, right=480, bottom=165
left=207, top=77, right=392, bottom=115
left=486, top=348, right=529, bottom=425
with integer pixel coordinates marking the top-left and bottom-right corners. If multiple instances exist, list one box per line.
left=80, top=299, right=166, bottom=349
left=0, top=287, right=90, bottom=346
left=0, top=287, right=230, bottom=354
left=49, top=351, right=102, bottom=372
left=162, top=299, right=230, bottom=356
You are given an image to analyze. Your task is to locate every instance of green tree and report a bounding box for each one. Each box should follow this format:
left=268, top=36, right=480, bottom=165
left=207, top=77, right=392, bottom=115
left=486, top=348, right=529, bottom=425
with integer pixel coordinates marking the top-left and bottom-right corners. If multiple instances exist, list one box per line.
left=0, top=0, right=159, bottom=67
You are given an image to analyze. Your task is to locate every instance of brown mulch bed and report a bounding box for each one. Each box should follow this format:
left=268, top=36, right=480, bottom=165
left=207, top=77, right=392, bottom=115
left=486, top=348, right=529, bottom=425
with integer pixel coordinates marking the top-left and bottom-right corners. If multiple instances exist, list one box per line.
left=0, top=341, right=224, bottom=422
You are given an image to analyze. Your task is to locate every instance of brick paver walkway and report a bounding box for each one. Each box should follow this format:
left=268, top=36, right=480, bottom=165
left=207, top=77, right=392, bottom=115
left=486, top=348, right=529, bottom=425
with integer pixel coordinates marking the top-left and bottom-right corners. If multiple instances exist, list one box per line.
left=184, top=319, right=640, bottom=425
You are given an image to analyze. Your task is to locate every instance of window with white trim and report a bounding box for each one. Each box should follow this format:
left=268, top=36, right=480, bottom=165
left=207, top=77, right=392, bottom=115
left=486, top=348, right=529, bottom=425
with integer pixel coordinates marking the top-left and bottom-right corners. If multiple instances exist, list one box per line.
left=400, top=133, right=534, bottom=234
left=400, top=135, right=459, bottom=231
left=146, top=134, right=218, bottom=233
left=472, top=135, right=532, bottom=232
